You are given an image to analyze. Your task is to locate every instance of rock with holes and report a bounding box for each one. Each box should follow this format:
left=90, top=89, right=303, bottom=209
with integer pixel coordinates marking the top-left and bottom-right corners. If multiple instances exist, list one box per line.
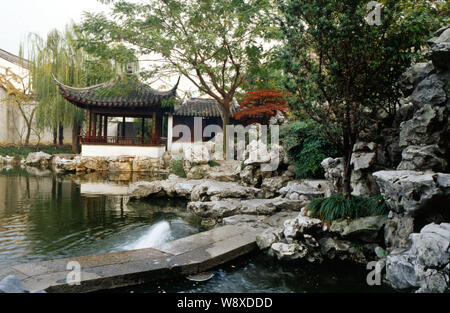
left=397, top=145, right=447, bottom=172
left=385, top=222, right=450, bottom=293
left=373, top=171, right=450, bottom=216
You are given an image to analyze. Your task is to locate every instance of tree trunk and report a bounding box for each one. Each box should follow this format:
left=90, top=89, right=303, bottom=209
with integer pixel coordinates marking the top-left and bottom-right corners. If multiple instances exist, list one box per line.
left=341, top=127, right=355, bottom=198
left=24, top=123, right=32, bottom=145
left=58, top=123, right=64, bottom=146
left=53, top=127, right=57, bottom=145
left=72, top=122, right=80, bottom=154
left=221, top=107, right=230, bottom=159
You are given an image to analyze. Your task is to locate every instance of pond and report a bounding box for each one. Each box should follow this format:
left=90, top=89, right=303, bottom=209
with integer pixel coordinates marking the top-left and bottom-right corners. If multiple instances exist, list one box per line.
left=0, top=166, right=393, bottom=293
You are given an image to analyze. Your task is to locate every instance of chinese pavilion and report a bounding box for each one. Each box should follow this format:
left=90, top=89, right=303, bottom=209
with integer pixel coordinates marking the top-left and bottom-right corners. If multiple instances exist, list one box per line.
left=53, top=72, right=180, bottom=158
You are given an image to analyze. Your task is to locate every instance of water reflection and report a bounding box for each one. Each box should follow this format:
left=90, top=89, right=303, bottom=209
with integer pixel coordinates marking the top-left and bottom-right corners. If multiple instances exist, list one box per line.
left=0, top=166, right=201, bottom=269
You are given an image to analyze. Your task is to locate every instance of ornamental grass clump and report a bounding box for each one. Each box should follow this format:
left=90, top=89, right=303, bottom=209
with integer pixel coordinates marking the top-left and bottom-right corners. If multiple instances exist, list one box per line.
left=307, top=194, right=388, bottom=222
left=170, top=157, right=186, bottom=178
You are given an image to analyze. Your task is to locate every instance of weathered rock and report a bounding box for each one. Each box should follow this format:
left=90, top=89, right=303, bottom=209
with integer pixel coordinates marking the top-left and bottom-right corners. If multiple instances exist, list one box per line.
left=256, top=228, right=284, bottom=250
left=190, top=180, right=260, bottom=202
left=80, top=157, right=108, bottom=172
left=385, top=222, right=450, bottom=293
left=187, top=200, right=241, bottom=218
left=261, top=176, right=287, bottom=196
left=132, top=157, right=163, bottom=172
left=271, top=242, right=309, bottom=261
left=351, top=170, right=379, bottom=197
left=239, top=199, right=278, bottom=215
left=428, top=26, right=450, bottom=70
left=206, top=161, right=241, bottom=182
left=186, top=164, right=210, bottom=179
left=386, top=250, right=420, bottom=289
left=128, top=181, right=164, bottom=199
left=373, top=171, right=450, bottom=215
left=25, top=151, right=52, bottom=167
left=189, top=197, right=303, bottom=220
left=398, top=62, right=435, bottom=97
left=239, top=165, right=261, bottom=186
left=244, top=139, right=271, bottom=166
left=338, top=216, right=388, bottom=243
left=351, top=152, right=376, bottom=171
left=410, top=74, right=447, bottom=108
left=279, top=180, right=328, bottom=200
left=409, top=223, right=450, bottom=268
left=184, top=143, right=212, bottom=163
left=349, top=142, right=380, bottom=196
left=173, top=180, right=203, bottom=198
left=399, top=104, right=447, bottom=148
left=283, top=214, right=322, bottom=243
left=0, top=275, right=28, bottom=293
left=321, top=157, right=344, bottom=194
left=397, top=145, right=447, bottom=172
left=384, top=212, right=415, bottom=249
left=223, top=214, right=266, bottom=226
left=53, top=156, right=77, bottom=172
left=261, top=211, right=302, bottom=228
left=319, top=237, right=352, bottom=260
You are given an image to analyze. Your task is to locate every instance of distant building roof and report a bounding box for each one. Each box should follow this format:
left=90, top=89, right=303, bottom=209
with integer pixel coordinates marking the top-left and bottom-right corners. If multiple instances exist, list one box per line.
left=0, top=49, right=29, bottom=68
left=53, top=74, right=179, bottom=112
left=174, top=98, right=238, bottom=118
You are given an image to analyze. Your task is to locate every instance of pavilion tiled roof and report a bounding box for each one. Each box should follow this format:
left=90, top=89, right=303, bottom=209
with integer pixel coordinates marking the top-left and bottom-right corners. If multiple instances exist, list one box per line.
left=0, top=49, right=29, bottom=68
left=53, top=74, right=179, bottom=109
left=174, top=98, right=238, bottom=118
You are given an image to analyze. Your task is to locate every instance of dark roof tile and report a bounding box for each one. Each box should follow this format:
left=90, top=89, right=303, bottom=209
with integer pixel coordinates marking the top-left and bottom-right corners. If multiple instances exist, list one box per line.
left=174, top=98, right=238, bottom=118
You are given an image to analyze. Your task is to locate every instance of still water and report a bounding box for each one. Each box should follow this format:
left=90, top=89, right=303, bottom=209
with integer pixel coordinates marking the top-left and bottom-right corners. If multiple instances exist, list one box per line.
left=0, top=167, right=202, bottom=269
left=0, top=167, right=392, bottom=293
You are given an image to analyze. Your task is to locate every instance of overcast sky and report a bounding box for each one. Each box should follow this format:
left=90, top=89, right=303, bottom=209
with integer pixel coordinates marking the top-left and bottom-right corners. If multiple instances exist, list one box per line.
left=0, top=0, right=106, bottom=56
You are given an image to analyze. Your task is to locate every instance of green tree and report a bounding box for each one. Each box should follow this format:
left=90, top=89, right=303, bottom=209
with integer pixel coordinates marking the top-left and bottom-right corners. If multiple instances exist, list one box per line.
left=27, top=26, right=120, bottom=152
left=278, top=0, right=445, bottom=197
left=78, top=0, right=277, bottom=151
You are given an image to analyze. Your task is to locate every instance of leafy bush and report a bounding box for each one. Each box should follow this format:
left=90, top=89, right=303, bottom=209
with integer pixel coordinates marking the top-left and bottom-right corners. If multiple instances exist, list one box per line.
left=307, top=194, right=389, bottom=222
left=170, top=157, right=186, bottom=178
left=280, top=119, right=339, bottom=179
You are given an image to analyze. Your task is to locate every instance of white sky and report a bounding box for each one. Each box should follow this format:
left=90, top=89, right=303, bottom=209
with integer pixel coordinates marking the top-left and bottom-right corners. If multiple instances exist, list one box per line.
left=0, top=0, right=204, bottom=97
left=0, top=0, right=107, bottom=56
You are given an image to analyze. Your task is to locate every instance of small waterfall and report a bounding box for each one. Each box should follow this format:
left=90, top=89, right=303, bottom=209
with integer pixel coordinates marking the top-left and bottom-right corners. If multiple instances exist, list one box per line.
left=125, top=221, right=172, bottom=250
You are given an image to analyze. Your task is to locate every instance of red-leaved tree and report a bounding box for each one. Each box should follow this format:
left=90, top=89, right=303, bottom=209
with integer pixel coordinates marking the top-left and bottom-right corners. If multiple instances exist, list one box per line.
left=235, top=89, right=288, bottom=125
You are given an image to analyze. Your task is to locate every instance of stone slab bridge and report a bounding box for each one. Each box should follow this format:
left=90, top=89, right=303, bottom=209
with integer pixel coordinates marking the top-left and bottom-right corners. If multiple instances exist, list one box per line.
left=0, top=224, right=264, bottom=293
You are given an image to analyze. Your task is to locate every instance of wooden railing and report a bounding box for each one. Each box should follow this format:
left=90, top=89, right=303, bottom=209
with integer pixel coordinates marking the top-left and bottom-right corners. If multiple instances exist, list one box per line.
left=80, top=136, right=167, bottom=146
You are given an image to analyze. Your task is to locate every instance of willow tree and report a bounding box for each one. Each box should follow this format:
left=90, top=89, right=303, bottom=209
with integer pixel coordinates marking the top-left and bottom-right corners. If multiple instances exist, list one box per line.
left=78, top=0, right=277, bottom=150
left=28, top=26, right=119, bottom=152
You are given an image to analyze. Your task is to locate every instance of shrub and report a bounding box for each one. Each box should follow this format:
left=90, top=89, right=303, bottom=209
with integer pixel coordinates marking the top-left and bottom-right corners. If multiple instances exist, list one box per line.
left=307, top=194, right=389, bottom=222
left=280, top=119, right=339, bottom=179
left=208, top=160, right=221, bottom=167
left=170, top=157, right=186, bottom=178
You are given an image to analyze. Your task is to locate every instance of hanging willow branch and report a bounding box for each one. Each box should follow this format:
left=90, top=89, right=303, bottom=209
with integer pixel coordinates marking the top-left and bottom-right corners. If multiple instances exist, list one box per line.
left=26, top=25, right=121, bottom=132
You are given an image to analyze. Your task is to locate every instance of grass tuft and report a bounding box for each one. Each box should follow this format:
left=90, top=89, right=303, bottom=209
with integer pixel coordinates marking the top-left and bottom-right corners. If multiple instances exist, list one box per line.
left=307, top=193, right=389, bottom=222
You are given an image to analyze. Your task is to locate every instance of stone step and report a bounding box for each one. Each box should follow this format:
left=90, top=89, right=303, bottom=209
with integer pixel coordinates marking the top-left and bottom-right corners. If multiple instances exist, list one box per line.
left=0, top=225, right=260, bottom=293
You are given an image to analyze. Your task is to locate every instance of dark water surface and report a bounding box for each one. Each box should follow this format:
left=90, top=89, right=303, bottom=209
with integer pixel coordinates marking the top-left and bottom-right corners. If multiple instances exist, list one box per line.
left=0, top=167, right=201, bottom=269
left=0, top=167, right=394, bottom=293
